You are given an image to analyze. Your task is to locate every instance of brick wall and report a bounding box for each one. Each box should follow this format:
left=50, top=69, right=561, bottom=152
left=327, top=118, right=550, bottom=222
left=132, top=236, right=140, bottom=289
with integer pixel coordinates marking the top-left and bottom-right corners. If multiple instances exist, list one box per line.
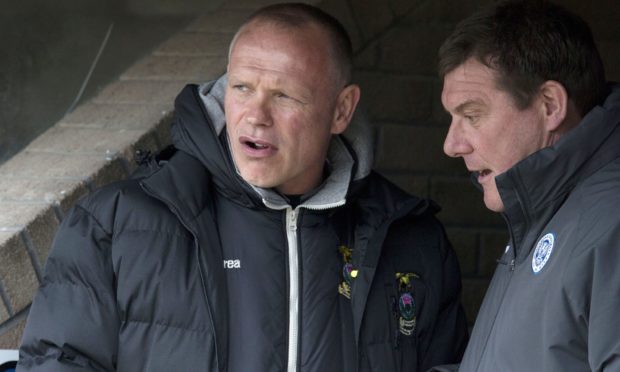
left=0, top=0, right=618, bottom=347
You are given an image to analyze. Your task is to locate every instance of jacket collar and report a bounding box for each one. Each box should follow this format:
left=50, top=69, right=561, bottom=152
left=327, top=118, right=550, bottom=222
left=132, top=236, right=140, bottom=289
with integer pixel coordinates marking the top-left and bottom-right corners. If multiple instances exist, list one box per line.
left=495, top=84, right=620, bottom=262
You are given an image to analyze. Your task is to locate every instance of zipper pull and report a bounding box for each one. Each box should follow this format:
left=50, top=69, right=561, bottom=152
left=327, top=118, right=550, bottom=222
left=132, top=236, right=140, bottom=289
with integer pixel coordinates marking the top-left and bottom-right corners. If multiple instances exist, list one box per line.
left=510, top=259, right=515, bottom=271
left=288, top=209, right=298, bottom=231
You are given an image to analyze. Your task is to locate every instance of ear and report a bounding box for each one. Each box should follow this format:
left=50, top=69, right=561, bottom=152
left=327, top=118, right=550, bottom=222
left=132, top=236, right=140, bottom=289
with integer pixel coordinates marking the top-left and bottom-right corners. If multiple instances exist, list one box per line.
left=331, top=84, right=361, bottom=134
left=539, top=80, right=568, bottom=132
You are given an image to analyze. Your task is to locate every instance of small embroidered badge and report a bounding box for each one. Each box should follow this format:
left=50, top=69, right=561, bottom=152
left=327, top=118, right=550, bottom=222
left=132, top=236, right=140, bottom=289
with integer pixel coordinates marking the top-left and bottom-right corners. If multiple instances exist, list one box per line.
left=338, top=245, right=356, bottom=299
left=396, top=272, right=419, bottom=335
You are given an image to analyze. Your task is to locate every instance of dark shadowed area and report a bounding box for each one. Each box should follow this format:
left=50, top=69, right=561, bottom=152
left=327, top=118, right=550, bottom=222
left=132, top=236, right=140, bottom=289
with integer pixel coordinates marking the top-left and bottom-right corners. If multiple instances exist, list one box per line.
left=0, top=0, right=223, bottom=165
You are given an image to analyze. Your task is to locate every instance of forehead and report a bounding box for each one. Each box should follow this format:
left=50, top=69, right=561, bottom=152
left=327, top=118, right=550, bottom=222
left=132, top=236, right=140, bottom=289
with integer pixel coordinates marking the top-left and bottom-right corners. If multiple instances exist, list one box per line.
left=228, top=23, right=335, bottom=98
left=230, top=22, right=330, bottom=71
left=441, top=59, right=501, bottom=110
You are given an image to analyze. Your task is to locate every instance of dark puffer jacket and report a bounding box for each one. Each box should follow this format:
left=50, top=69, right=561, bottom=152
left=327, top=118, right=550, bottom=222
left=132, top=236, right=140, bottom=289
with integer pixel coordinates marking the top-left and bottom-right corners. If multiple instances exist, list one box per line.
left=18, top=77, right=468, bottom=372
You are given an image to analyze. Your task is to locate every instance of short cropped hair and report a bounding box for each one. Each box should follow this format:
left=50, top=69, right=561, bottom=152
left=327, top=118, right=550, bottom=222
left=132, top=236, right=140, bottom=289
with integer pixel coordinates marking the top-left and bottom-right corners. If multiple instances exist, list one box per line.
left=230, top=3, right=353, bottom=86
left=438, top=0, right=607, bottom=116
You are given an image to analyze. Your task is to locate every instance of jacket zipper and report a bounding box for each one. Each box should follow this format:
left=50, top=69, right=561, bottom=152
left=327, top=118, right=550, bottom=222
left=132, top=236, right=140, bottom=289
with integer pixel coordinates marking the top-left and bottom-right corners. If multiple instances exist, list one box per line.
left=286, top=207, right=300, bottom=372
left=262, top=198, right=345, bottom=372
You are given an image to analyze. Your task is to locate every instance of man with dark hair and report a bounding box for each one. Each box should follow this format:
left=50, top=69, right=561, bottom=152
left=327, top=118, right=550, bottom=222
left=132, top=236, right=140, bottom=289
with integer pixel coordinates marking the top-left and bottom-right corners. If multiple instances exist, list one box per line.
left=18, top=3, right=468, bottom=371
left=435, top=0, right=620, bottom=371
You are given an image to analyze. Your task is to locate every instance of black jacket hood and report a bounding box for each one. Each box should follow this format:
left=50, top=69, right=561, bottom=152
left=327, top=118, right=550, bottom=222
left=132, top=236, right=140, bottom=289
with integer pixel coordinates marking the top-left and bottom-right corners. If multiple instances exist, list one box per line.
left=170, top=76, right=394, bottom=212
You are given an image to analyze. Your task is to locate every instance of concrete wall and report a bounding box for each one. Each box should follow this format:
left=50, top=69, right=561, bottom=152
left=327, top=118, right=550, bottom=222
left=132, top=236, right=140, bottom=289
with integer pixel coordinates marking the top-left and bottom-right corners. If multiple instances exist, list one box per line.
left=0, top=0, right=619, bottom=348
left=0, top=0, right=225, bottom=165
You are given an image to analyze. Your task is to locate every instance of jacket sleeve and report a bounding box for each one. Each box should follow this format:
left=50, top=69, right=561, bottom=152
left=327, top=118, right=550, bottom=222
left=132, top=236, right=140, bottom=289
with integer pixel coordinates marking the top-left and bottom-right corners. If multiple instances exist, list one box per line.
left=17, top=204, right=119, bottom=371
left=420, top=222, right=468, bottom=371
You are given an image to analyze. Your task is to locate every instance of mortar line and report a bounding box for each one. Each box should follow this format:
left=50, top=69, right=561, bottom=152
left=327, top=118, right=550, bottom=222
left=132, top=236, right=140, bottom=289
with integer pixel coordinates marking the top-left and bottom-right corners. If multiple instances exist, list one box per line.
left=0, top=278, right=14, bottom=317
left=19, top=231, right=44, bottom=284
left=0, top=304, right=30, bottom=334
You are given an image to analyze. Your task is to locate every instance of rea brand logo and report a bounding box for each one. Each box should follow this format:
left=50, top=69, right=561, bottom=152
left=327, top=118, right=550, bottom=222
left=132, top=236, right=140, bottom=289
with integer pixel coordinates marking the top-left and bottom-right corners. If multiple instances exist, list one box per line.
left=223, top=259, right=241, bottom=269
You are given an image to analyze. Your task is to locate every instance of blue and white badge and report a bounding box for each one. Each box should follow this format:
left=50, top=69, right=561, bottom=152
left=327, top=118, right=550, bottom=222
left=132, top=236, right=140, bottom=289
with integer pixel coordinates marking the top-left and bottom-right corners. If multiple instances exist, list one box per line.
left=532, top=233, right=554, bottom=274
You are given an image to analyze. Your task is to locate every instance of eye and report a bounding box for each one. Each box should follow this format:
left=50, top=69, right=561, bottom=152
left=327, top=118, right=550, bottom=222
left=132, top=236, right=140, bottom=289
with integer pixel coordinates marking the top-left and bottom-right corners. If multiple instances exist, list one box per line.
left=274, top=91, right=291, bottom=99
left=463, top=114, right=479, bottom=125
left=232, top=84, right=249, bottom=92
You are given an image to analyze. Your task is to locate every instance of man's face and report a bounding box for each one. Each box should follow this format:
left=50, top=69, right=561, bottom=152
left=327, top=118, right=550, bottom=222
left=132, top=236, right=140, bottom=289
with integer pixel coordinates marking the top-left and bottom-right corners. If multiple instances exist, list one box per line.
left=225, top=22, right=345, bottom=195
left=442, top=58, right=547, bottom=212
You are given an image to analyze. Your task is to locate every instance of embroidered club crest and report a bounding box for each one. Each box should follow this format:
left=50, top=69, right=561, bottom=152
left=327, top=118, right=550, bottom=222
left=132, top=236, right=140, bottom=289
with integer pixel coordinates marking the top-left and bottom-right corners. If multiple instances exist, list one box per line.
left=395, top=272, right=419, bottom=336
left=532, top=233, right=555, bottom=274
left=338, top=245, right=357, bottom=299
left=398, top=292, right=416, bottom=336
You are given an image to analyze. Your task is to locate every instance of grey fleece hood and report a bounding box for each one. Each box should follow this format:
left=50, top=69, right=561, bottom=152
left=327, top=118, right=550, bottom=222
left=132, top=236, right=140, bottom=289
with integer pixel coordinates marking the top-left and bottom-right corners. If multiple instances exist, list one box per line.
left=171, top=75, right=375, bottom=209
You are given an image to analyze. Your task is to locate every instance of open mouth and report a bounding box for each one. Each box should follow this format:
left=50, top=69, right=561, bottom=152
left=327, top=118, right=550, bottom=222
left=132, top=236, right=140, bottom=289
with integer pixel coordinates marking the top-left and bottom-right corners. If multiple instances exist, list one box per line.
left=476, top=169, right=493, bottom=183
left=239, top=136, right=276, bottom=156
left=244, top=140, right=270, bottom=150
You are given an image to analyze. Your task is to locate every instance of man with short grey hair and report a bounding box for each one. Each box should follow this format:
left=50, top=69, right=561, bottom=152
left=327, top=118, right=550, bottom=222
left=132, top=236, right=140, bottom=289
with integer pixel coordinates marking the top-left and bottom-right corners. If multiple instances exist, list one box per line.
left=18, top=3, right=468, bottom=371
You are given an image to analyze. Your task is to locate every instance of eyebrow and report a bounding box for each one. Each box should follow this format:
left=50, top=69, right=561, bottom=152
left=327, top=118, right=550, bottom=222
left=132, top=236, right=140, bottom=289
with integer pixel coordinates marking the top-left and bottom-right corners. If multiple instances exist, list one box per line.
left=452, top=99, right=485, bottom=114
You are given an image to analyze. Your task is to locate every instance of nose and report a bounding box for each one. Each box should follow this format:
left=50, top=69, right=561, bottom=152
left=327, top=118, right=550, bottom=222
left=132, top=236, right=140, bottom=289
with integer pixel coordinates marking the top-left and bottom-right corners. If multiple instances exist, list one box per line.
left=443, top=120, right=472, bottom=158
left=245, top=94, right=272, bottom=126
